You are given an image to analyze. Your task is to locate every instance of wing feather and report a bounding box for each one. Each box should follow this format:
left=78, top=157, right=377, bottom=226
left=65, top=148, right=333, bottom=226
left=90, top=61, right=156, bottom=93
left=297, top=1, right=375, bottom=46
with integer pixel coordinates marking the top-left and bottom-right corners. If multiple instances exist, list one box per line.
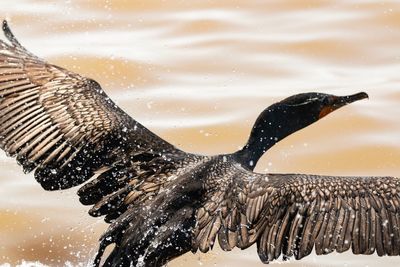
left=0, top=21, right=202, bottom=222
left=193, top=163, right=400, bottom=263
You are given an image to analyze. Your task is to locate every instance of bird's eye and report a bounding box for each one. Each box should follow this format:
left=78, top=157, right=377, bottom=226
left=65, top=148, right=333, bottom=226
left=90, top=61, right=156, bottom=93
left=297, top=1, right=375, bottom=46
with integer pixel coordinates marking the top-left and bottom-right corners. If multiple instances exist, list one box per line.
left=322, top=96, right=330, bottom=106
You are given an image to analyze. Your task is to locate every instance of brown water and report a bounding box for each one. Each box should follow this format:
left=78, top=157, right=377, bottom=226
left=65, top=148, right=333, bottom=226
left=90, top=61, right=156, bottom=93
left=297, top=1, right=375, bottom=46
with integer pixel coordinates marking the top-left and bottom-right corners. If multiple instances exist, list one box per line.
left=1, top=1, right=400, bottom=266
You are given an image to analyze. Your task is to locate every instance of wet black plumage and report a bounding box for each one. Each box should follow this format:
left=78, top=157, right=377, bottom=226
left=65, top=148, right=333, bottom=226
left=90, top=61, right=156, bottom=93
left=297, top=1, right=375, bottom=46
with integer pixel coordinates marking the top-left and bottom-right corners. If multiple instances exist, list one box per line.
left=0, top=21, right=400, bottom=267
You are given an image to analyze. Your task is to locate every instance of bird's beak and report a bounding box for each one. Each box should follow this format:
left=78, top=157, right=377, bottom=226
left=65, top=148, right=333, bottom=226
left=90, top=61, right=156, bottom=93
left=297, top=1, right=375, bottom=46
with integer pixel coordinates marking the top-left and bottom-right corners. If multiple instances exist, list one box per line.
left=319, top=92, right=369, bottom=119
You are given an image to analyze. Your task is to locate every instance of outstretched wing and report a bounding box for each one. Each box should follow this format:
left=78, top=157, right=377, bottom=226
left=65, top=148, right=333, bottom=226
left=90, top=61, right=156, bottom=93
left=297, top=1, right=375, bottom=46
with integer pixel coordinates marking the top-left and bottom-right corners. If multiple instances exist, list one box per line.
left=193, top=162, right=400, bottom=263
left=0, top=21, right=192, bottom=221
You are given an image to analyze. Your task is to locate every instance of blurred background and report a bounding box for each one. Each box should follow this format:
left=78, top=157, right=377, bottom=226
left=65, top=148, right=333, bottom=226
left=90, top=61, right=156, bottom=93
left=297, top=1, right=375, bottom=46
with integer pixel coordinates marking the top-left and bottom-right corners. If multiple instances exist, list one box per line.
left=0, top=0, right=400, bottom=266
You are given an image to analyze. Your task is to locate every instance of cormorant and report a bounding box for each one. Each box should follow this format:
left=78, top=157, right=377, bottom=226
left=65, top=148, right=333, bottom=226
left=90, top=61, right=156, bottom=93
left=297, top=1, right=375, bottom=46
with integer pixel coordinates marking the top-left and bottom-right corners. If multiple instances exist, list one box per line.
left=0, top=21, right=399, bottom=267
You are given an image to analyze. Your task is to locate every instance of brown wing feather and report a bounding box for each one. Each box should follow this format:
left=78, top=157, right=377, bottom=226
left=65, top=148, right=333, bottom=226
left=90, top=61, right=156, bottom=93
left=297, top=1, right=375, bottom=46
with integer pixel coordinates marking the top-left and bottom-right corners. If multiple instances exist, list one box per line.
left=0, top=21, right=194, bottom=221
left=193, top=163, right=400, bottom=263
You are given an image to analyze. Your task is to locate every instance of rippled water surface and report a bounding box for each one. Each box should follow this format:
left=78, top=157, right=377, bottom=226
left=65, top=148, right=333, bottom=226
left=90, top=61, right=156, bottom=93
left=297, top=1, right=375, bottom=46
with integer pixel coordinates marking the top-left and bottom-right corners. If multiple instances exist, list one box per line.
left=1, top=1, right=400, bottom=266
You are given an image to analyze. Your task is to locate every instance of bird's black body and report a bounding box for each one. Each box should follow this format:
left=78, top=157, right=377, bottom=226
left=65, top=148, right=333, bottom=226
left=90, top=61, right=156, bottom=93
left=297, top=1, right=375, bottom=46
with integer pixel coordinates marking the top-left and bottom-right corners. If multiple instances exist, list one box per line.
left=1, top=21, right=400, bottom=267
left=97, top=156, right=207, bottom=266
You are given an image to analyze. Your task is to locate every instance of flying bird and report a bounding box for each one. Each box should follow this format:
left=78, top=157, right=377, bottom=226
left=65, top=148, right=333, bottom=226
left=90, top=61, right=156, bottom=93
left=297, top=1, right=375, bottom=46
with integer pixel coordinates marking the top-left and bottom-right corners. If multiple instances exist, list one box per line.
left=0, top=21, right=399, bottom=267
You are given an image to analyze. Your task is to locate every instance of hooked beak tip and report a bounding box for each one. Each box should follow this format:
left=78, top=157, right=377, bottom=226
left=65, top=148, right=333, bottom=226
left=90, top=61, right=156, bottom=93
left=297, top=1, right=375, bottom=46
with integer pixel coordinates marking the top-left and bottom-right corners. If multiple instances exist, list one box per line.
left=351, top=91, right=369, bottom=101
left=338, top=91, right=369, bottom=105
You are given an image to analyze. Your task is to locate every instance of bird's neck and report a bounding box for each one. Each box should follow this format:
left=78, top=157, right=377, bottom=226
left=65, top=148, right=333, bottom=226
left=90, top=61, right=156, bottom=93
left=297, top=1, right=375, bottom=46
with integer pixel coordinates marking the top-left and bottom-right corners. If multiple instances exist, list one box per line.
left=234, top=125, right=282, bottom=170
left=233, top=104, right=309, bottom=170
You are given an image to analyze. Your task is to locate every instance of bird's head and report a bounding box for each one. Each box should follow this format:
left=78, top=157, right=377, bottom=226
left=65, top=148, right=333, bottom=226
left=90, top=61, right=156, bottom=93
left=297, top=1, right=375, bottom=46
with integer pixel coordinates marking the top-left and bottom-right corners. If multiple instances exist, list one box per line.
left=236, top=92, right=369, bottom=169
left=275, top=91, right=369, bottom=124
